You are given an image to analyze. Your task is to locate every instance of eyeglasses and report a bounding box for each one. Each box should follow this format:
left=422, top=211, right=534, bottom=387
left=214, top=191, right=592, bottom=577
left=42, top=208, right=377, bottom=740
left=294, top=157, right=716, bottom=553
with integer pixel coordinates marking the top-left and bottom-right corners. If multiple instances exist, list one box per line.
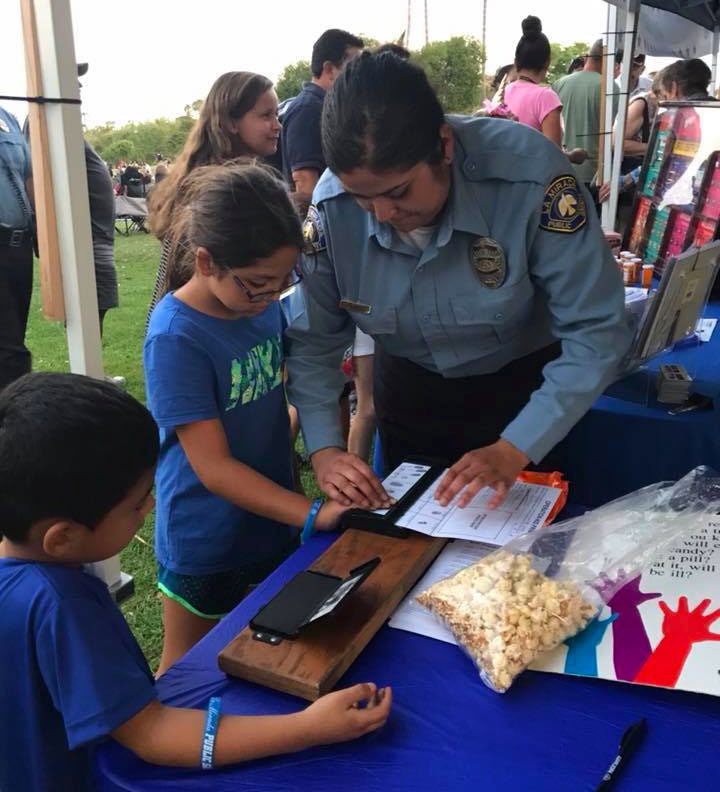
left=232, top=265, right=303, bottom=303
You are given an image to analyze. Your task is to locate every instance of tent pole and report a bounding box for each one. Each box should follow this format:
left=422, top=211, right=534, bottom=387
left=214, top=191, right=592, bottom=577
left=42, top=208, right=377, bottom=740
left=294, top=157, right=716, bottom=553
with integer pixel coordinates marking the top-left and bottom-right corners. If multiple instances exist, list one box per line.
left=601, top=1, right=618, bottom=230
left=607, top=0, right=640, bottom=232
left=23, top=0, right=133, bottom=602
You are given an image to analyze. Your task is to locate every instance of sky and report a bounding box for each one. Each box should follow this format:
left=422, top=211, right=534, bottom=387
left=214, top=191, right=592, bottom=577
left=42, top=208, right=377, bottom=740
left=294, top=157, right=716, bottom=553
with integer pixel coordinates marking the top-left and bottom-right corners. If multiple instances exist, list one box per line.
left=1, top=0, right=685, bottom=129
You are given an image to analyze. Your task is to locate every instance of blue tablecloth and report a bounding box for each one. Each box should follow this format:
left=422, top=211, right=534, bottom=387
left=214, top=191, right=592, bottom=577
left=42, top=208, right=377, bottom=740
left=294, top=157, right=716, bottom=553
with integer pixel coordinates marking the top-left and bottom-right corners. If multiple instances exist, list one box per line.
left=95, top=530, right=720, bottom=792
left=553, top=301, right=720, bottom=507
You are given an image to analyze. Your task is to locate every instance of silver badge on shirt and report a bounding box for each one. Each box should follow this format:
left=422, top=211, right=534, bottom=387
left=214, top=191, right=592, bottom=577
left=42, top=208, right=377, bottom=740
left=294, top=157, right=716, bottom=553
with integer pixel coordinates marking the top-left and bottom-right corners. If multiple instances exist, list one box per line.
left=469, top=237, right=506, bottom=289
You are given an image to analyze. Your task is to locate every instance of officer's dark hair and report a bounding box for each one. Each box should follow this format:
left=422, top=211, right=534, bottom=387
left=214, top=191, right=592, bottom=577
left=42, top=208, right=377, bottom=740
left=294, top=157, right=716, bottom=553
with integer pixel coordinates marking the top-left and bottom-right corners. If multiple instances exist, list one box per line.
left=165, top=159, right=303, bottom=290
left=0, top=372, right=159, bottom=544
left=311, top=29, right=364, bottom=78
left=322, top=51, right=445, bottom=175
left=657, top=58, right=712, bottom=99
left=514, top=16, right=550, bottom=72
left=375, top=42, right=410, bottom=59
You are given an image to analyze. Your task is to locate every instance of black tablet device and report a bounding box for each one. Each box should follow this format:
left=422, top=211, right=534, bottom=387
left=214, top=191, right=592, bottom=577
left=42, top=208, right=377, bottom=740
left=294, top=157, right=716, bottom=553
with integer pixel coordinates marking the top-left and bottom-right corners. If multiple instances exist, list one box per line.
left=250, top=557, right=380, bottom=641
left=340, top=456, right=449, bottom=538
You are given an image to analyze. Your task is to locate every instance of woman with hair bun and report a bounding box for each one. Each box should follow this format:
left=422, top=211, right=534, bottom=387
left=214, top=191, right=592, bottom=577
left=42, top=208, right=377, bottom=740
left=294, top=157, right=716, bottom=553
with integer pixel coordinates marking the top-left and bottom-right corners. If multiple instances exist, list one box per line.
left=504, top=16, right=563, bottom=146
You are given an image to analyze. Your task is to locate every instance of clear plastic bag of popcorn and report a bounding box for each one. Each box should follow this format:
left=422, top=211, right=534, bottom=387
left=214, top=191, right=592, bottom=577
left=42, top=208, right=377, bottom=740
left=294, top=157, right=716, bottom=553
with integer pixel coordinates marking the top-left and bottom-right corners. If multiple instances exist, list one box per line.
left=416, top=467, right=720, bottom=692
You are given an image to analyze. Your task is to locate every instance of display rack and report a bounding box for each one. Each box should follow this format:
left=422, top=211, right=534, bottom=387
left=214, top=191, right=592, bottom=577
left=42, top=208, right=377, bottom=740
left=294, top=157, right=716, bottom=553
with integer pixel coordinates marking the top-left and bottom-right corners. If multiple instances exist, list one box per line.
left=626, top=101, right=720, bottom=279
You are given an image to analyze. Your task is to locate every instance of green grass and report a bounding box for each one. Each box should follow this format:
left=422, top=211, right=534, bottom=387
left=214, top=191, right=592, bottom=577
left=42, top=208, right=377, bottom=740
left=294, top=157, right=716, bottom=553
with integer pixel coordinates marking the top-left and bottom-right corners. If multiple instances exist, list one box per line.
left=26, top=231, right=321, bottom=671
left=27, top=232, right=165, bottom=670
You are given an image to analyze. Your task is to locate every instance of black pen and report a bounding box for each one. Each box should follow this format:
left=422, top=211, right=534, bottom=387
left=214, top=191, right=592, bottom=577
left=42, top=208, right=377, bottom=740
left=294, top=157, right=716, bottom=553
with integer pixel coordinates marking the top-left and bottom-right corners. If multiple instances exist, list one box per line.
left=594, top=718, right=646, bottom=791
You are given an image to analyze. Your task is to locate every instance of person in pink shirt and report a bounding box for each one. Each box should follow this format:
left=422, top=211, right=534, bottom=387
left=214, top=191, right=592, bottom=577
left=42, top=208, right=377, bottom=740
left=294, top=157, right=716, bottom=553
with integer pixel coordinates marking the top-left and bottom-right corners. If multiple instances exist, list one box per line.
left=504, top=16, right=563, bottom=146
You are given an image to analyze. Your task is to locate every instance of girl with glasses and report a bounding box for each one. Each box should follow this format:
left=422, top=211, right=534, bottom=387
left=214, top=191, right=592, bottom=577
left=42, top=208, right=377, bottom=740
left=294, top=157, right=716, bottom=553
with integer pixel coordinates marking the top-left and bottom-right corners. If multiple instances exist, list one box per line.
left=144, top=160, right=366, bottom=673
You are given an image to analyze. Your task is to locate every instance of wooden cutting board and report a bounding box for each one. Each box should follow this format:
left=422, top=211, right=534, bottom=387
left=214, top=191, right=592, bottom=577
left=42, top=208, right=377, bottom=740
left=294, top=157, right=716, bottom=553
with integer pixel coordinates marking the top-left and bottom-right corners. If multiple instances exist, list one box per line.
left=218, top=528, right=445, bottom=700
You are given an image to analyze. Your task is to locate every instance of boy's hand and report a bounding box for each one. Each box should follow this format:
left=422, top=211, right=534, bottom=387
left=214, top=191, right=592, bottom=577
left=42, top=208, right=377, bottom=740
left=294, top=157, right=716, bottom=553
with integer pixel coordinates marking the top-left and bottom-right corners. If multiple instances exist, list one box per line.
left=302, top=683, right=392, bottom=745
left=314, top=500, right=351, bottom=531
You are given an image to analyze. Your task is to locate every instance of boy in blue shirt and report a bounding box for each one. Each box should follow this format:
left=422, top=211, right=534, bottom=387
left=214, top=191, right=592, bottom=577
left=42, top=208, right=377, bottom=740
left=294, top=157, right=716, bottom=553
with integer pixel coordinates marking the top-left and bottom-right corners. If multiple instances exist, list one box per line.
left=0, top=372, right=391, bottom=791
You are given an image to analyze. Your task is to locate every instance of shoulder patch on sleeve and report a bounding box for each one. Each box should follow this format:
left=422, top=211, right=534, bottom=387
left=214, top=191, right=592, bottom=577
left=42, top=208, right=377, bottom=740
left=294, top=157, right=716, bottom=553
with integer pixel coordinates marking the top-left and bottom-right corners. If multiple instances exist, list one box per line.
left=302, top=205, right=326, bottom=255
left=540, top=175, right=587, bottom=234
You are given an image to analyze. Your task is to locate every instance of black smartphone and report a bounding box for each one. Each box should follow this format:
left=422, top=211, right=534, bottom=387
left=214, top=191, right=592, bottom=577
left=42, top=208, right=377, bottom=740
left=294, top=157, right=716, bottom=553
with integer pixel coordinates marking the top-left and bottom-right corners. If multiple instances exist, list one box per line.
left=667, top=393, right=713, bottom=415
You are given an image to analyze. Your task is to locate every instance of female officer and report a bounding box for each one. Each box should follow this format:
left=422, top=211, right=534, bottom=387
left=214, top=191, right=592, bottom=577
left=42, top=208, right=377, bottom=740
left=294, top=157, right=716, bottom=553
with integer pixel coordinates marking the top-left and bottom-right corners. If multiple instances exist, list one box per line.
left=285, top=52, right=631, bottom=510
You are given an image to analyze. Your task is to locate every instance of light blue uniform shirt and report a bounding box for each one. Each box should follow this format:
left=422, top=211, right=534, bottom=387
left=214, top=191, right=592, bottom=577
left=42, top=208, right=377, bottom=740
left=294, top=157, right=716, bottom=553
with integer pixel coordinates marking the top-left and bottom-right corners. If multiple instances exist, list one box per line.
left=0, top=106, right=32, bottom=229
left=285, top=116, right=632, bottom=464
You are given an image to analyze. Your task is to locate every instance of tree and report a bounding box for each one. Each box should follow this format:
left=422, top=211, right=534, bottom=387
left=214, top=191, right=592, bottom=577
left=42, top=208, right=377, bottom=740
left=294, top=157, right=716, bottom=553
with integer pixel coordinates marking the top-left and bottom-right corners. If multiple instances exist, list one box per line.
left=413, top=36, right=484, bottom=113
left=183, top=99, right=203, bottom=119
left=547, top=41, right=590, bottom=85
left=103, top=139, right=135, bottom=164
left=275, top=60, right=312, bottom=102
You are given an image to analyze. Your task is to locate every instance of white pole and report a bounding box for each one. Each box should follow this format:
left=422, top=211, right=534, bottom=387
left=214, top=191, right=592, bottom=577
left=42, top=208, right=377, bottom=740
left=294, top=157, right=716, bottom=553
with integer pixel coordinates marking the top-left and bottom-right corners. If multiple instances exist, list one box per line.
left=31, top=0, right=130, bottom=600
left=481, top=0, right=488, bottom=100
left=607, top=0, right=640, bottom=231
left=601, top=1, right=618, bottom=230
left=407, top=0, right=412, bottom=49
left=712, top=25, right=720, bottom=94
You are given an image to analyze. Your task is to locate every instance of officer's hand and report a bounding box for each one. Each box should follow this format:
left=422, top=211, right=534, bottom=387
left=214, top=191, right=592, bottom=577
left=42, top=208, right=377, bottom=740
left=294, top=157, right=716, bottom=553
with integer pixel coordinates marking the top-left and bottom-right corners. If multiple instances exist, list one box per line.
left=433, top=439, right=529, bottom=509
left=312, top=447, right=393, bottom=510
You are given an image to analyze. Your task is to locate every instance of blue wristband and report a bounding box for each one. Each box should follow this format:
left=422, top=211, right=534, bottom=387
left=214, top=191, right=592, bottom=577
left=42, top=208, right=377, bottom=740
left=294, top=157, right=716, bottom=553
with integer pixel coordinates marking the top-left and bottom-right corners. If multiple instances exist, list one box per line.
left=200, top=696, right=222, bottom=770
left=301, top=498, right=323, bottom=544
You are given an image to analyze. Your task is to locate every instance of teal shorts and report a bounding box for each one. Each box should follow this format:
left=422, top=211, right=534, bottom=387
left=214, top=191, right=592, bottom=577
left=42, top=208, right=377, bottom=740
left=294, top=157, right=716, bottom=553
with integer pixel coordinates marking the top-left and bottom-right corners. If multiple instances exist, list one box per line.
left=157, top=538, right=299, bottom=619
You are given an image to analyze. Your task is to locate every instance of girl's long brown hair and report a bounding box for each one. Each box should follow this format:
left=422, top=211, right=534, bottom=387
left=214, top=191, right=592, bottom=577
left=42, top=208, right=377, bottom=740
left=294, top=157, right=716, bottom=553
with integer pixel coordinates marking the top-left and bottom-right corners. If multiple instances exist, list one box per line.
left=148, top=71, right=273, bottom=239
left=165, top=159, right=303, bottom=290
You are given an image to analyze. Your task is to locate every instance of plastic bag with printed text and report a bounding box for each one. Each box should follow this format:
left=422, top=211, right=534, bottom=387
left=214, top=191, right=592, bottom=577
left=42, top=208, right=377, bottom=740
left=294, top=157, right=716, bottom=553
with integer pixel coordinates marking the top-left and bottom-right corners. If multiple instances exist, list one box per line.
left=416, top=466, right=720, bottom=692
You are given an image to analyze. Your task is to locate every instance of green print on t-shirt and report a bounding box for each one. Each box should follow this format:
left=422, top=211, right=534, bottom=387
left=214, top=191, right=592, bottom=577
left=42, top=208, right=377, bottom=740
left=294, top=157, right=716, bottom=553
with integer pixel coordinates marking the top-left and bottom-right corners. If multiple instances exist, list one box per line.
left=227, top=334, right=283, bottom=409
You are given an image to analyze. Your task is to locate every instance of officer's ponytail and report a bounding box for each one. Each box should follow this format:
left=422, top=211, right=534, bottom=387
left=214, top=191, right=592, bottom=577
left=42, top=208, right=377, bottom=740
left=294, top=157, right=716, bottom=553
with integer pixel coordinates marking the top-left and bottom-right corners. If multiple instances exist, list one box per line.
left=321, top=51, right=445, bottom=176
left=164, top=158, right=303, bottom=290
left=514, top=16, right=551, bottom=73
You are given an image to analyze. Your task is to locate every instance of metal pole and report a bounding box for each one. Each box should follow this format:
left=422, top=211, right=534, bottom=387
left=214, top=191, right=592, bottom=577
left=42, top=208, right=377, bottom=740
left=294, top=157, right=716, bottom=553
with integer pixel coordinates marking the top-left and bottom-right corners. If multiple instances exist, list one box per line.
left=424, top=0, right=429, bottom=45
left=712, top=25, right=720, bottom=94
left=407, top=0, right=412, bottom=49
left=601, top=1, right=618, bottom=231
left=607, top=0, right=640, bottom=231
left=481, top=0, right=487, bottom=100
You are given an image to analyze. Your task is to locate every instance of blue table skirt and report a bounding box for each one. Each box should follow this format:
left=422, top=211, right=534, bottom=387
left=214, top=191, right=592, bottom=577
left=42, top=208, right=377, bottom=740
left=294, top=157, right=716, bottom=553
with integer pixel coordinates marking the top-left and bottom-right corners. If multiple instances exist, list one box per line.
left=553, top=302, right=720, bottom=507
left=95, top=530, right=720, bottom=792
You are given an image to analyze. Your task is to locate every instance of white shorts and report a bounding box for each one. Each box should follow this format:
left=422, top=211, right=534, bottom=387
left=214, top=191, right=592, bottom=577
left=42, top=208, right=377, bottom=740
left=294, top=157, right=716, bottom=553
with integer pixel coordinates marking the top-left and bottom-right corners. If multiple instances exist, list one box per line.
left=353, top=326, right=375, bottom=357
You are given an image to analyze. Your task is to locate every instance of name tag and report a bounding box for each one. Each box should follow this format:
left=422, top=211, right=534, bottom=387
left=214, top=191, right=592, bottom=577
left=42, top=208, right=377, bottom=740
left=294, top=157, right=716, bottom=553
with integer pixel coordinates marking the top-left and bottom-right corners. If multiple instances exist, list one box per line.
left=339, top=299, right=372, bottom=315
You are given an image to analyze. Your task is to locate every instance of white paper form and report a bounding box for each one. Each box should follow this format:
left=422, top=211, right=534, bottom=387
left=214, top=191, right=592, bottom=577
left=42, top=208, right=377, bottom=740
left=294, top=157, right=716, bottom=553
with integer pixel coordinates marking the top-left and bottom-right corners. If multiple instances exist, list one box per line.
left=395, top=479, right=561, bottom=543
left=388, top=540, right=495, bottom=643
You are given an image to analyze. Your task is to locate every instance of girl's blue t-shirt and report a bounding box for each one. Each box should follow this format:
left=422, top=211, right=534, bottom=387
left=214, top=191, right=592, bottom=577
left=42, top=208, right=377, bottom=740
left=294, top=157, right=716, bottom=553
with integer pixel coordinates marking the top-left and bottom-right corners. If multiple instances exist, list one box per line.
left=144, top=294, right=295, bottom=575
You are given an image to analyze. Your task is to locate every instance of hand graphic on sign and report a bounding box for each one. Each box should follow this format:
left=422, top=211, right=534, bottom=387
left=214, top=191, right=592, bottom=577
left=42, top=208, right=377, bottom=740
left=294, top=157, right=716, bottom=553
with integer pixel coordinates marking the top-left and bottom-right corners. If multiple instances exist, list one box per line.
left=635, top=597, right=720, bottom=688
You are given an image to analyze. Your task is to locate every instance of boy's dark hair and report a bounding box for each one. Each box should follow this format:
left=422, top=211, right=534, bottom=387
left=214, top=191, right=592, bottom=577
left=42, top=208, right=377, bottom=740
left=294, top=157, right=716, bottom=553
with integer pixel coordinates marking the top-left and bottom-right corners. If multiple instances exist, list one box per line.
left=311, top=29, right=364, bottom=77
left=322, top=51, right=445, bottom=175
left=514, top=16, right=550, bottom=72
left=164, top=159, right=303, bottom=290
left=0, top=372, right=159, bottom=543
